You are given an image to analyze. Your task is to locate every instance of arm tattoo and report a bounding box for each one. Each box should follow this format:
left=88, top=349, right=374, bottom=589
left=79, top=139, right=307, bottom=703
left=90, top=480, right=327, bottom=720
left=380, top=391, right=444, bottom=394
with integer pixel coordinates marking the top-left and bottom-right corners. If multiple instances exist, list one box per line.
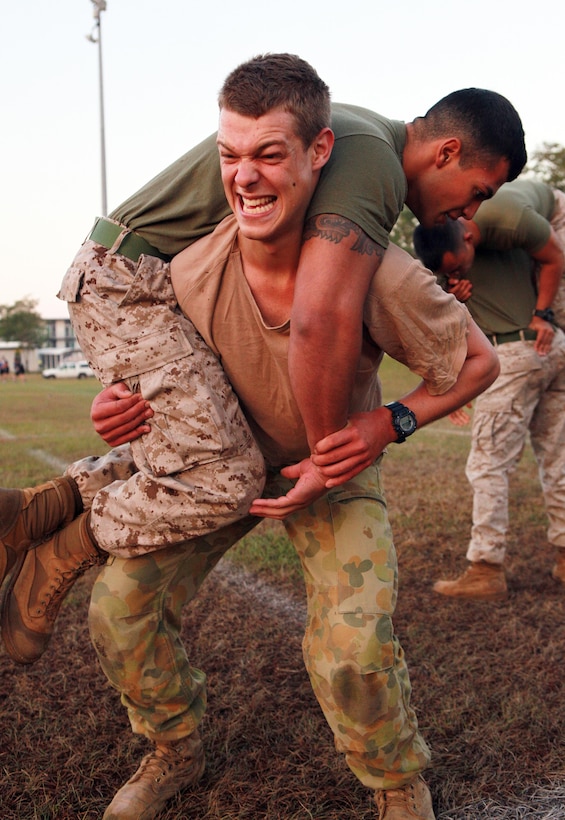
left=303, top=214, right=386, bottom=259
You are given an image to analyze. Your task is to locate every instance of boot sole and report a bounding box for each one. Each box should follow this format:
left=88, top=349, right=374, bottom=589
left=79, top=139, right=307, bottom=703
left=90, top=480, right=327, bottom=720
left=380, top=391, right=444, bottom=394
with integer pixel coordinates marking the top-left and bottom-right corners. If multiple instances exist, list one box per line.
left=433, top=583, right=508, bottom=602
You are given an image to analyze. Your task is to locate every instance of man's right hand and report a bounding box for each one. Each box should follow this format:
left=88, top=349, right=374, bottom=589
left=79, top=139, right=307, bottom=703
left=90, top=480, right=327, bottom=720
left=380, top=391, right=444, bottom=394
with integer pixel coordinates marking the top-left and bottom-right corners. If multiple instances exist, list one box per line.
left=249, top=458, right=328, bottom=519
left=91, top=382, right=153, bottom=447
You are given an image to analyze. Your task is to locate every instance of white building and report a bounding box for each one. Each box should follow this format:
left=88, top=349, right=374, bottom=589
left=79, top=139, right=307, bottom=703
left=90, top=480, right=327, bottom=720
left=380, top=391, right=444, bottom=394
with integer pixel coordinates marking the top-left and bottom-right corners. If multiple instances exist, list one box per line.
left=39, top=316, right=82, bottom=370
left=0, top=316, right=82, bottom=373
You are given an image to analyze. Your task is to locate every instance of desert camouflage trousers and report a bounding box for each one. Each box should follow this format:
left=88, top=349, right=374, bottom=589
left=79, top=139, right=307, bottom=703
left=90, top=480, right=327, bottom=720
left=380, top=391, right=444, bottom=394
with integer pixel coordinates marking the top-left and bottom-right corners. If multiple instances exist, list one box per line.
left=466, top=330, right=565, bottom=564
left=87, top=459, right=431, bottom=790
left=59, top=239, right=265, bottom=555
left=549, top=189, right=565, bottom=331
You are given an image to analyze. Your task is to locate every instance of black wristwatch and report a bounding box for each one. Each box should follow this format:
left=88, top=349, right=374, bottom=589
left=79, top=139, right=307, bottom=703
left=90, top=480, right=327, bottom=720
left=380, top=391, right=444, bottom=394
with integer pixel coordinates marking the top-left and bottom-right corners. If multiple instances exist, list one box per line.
left=533, top=307, right=555, bottom=324
left=385, top=401, right=418, bottom=443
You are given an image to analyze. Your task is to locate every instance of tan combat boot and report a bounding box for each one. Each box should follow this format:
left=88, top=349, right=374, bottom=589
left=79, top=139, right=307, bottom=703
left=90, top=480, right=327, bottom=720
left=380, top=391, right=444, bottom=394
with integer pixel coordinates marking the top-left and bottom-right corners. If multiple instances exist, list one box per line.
left=1, top=510, right=105, bottom=664
left=375, top=775, right=435, bottom=819
left=433, top=561, right=507, bottom=601
left=103, top=732, right=206, bottom=820
left=552, top=548, right=565, bottom=583
left=0, top=476, right=81, bottom=586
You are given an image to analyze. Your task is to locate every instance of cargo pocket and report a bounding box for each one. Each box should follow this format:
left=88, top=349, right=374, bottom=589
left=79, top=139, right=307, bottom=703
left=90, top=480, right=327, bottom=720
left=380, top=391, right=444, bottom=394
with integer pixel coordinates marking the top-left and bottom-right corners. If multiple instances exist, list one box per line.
left=102, top=323, right=229, bottom=477
left=328, top=482, right=397, bottom=617
left=58, top=261, right=84, bottom=303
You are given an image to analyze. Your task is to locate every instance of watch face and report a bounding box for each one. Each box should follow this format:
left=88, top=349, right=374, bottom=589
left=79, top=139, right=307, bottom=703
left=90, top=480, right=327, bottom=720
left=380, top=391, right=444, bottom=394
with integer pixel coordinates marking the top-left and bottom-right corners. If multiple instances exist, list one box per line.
left=399, top=415, right=416, bottom=433
left=386, top=402, right=417, bottom=442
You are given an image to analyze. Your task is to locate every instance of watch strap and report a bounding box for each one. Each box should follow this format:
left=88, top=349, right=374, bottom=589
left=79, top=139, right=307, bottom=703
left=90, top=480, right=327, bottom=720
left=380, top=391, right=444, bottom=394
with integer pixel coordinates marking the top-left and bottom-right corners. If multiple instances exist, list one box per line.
left=533, top=307, right=555, bottom=324
left=384, top=401, right=418, bottom=444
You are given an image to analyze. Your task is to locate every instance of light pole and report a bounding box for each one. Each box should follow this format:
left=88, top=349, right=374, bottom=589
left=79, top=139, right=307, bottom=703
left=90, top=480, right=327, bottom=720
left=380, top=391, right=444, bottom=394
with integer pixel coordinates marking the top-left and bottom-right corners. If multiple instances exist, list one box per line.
left=87, top=0, right=108, bottom=216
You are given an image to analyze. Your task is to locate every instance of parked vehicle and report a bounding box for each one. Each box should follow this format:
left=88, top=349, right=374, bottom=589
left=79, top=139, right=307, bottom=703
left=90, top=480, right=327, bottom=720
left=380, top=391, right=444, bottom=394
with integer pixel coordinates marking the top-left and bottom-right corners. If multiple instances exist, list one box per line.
left=42, top=360, right=94, bottom=379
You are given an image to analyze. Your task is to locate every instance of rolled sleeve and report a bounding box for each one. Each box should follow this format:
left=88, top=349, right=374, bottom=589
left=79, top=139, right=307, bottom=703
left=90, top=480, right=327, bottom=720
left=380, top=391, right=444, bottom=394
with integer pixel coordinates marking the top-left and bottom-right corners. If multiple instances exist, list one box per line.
left=363, top=243, right=470, bottom=395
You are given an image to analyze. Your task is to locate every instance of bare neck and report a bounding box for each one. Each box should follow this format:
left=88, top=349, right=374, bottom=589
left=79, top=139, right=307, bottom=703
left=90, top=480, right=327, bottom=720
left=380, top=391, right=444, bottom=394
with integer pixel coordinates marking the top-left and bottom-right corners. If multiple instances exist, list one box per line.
left=238, top=230, right=302, bottom=327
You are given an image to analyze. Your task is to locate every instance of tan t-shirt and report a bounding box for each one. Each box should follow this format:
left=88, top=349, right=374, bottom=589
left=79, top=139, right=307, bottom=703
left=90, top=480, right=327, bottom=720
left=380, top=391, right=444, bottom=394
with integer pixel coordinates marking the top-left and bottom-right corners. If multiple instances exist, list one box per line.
left=171, top=217, right=469, bottom=466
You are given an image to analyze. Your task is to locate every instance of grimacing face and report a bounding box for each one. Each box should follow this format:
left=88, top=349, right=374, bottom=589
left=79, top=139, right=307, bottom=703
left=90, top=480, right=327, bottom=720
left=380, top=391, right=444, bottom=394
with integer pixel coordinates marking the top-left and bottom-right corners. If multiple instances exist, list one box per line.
left=217, top=107, right=331, bottom=245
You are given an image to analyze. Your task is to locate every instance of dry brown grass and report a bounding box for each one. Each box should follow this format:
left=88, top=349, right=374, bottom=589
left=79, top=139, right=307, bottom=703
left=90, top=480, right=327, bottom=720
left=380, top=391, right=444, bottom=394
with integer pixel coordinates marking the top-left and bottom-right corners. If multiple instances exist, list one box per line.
left=1, top=369, right=564, bottom=818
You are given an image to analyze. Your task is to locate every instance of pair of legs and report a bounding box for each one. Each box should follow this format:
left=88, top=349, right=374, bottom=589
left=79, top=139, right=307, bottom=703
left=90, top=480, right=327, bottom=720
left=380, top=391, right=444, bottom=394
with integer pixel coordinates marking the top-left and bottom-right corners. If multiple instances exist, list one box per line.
left=434, top=330, right=565, bottom=601
left=466, top=331, right=565, bottom=565
left=1, top=236, right=266, bottom=664
left=84, top=457, right=431, bottom=792
left=59, top=238, right=266, bottom=552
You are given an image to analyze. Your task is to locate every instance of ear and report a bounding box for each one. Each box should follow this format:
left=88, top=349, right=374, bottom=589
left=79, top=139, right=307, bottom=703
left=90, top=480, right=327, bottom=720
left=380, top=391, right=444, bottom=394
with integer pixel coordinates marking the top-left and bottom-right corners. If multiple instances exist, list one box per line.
left=460, top=216, right=481, bottom=245
left=311, top=127, right=335, bottom=170
left=435, top=137, right=462, bottom=168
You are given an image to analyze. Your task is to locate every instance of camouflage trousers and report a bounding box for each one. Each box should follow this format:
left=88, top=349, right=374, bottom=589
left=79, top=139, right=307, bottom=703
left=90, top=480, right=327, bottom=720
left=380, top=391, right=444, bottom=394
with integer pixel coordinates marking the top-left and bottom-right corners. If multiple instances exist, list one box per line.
left=59, top=238, right=265, bottom=555
left=549, top=189, right=565, bottom=331
left=88, top=460, right=431, bottom=790
left=466, top=330, right=565, bottom=564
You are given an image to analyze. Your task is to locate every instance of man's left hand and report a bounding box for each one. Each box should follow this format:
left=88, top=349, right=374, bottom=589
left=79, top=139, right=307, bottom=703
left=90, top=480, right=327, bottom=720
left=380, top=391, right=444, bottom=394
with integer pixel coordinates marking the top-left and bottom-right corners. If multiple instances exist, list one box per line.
left=311, top=412, right=386, bottom=486
left=92, top=382, right=153, bottom=447
left=530, top=316, right=555, bottom=356
left=447, top=277, right=473, bottom=302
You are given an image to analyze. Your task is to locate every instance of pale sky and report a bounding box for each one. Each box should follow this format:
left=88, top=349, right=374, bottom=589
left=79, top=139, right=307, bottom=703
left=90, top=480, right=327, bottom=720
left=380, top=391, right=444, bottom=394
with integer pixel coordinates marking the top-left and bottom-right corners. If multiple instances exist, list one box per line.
left=2, top=0, right=563, bottom=318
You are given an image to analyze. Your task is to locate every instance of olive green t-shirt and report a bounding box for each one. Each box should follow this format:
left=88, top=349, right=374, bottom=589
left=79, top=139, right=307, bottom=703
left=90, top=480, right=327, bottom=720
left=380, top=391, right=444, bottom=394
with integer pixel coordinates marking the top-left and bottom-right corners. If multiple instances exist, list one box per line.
left=474, top=178, right=555, bottom=255
left=111, top=103, right=407, bottom=256
left=465, top=247, right=537, bottom=335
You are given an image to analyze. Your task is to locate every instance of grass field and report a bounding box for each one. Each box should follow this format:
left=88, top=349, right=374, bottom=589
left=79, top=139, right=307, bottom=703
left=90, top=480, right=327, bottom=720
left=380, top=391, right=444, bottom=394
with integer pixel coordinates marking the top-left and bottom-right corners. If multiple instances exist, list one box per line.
left=1, top=366, right=564, bottom=819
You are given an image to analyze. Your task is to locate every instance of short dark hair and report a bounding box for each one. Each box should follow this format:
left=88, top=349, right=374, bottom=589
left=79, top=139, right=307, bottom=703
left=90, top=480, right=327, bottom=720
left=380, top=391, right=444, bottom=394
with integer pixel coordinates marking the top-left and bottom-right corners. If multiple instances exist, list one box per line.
left=415, top=88, right=527, bottom=181
left=413, top=220, right=466, bottom=272
left=218, top=53, right=331, bottom=147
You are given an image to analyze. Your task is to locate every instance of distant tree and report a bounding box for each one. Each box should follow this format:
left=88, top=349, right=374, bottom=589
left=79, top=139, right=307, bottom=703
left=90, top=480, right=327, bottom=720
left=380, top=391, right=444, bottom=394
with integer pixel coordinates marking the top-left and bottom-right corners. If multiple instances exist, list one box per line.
left=526, top=142, right=565, bottom=192
left=390, top=206, right=419, bottom=256
left=0, top=298, right=47, bottom=349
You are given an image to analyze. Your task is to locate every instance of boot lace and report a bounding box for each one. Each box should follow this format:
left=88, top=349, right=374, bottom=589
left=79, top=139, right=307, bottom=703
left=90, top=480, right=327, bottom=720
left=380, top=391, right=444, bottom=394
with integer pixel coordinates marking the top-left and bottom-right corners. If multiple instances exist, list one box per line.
left=35, top=554, right=106, bottom=621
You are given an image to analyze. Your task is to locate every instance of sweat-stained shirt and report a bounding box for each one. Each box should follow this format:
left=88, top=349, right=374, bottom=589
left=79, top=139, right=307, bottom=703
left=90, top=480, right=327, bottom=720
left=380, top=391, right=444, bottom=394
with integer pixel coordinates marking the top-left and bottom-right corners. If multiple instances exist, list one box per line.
left=171, top=216, right=470, bottom=467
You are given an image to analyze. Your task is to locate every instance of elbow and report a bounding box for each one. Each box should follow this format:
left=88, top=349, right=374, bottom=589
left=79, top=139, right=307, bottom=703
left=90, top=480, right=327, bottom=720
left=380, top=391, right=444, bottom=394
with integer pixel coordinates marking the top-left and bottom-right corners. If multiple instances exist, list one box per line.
left=292, top=301, right=357, bottom=343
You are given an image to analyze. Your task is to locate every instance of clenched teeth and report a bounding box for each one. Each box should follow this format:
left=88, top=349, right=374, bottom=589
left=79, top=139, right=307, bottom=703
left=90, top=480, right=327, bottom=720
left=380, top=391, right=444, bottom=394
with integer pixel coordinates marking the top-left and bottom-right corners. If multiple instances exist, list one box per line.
left=241, top=195, right=276, bottom=214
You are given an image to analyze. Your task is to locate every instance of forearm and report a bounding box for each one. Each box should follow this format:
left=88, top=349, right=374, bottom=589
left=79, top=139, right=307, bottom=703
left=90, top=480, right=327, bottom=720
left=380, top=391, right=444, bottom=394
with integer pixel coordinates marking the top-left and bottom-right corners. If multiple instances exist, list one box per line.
left=535, top=261, right=563, bottom=311
left=532, top=231, right=565, bottom=310
left=289, top=215, right=385, bottom=449
left=393, top=319, right=499, bottom=429
left=288, top=307, right=361, bottom=447
left=312, top=318, right=499, bottom=487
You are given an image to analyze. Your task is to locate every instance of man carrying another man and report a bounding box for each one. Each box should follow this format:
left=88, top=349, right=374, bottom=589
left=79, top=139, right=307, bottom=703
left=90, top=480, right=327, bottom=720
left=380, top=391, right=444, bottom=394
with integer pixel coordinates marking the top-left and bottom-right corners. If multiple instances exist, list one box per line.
left=414, top=181, right=565, bottom=600
left=1, top=55, right=527, bottom=819
left=0, top=57, right=527, bottom=646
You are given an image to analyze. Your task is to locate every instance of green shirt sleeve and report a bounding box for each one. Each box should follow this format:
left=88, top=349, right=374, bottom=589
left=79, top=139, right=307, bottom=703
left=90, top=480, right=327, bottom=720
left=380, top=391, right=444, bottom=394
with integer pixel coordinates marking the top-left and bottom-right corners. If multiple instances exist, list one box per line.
left=110, top=133, right=232, bottom=257
left=306, top=133, right=407, bottom=249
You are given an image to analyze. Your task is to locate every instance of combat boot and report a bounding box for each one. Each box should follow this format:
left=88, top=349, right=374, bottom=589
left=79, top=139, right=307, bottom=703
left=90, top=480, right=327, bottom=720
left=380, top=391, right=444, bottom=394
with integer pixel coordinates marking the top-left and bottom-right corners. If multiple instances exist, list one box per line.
left=103, top=732, right=206, bottom=819
left=433, top=561, right=507, bottom=601
left=1, top=510, right=105, bottom=664
left=551, top=547, right=565, bottom=583
left=374, top=775, right=435, bottom=819
left=0, top=476, right=81, bottom=586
